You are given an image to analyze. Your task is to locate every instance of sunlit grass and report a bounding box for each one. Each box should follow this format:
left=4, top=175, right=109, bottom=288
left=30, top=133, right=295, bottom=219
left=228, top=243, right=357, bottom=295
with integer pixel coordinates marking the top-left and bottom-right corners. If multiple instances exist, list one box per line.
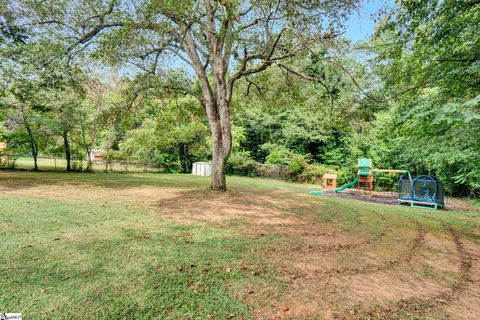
left=1, top=171, right=479, bottom=319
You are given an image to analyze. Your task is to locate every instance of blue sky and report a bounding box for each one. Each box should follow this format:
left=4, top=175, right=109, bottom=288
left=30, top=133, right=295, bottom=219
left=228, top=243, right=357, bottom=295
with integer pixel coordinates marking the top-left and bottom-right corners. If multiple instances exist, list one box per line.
left=344, top=0, right=394, bottom=42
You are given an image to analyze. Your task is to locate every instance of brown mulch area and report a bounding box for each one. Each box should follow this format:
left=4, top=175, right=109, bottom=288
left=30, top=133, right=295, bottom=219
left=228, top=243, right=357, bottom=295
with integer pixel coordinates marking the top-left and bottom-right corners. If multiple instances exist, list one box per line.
left=326, top=189, right=480, bottom=212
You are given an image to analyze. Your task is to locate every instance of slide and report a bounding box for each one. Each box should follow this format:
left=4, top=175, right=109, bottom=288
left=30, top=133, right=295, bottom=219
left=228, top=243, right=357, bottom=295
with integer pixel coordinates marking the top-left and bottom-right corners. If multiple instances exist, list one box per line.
left=309, top=177, right=358, bottom=195
left=333, top=177, right=358, bottom=193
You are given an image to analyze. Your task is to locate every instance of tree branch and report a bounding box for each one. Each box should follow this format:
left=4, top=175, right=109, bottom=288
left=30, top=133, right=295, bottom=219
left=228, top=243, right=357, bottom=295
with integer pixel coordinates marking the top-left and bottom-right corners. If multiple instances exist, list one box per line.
left=277, top=63, right=332, bottom=96
left=244, top=76, right=265, bottom=96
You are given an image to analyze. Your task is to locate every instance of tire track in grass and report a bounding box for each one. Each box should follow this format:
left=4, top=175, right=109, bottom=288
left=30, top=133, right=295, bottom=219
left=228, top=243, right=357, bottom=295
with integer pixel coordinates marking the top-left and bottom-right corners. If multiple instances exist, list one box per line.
left=255, top=209, right=418, bottom=281
left=316, top=219, right=426, bottom=277
left=391, top=224, right=473, bottom=315
left=346, top=223, right=474, bottom=319
left=279, top=231, right=387, bottom=255
left=273, top=213, right=407, bottom=280
left=270, top=211, right=390, bottom=255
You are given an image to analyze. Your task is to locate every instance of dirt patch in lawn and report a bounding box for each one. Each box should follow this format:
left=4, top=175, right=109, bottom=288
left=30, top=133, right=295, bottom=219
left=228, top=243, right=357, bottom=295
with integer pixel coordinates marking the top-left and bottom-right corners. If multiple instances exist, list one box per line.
left=3, top=183, right=180, bottom=206
left=445, top=238, right=480, bottom=320
left=155, top=189, right=307, bottom=225
left=346, top=224, right=479, bottom=320
left=248, top=219, right=480, bottom=320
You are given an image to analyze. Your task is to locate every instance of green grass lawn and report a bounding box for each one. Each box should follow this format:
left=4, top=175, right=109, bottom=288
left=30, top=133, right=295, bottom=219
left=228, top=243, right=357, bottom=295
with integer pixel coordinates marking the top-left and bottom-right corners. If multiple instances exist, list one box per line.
left=1, top=171, right=479, bottom=319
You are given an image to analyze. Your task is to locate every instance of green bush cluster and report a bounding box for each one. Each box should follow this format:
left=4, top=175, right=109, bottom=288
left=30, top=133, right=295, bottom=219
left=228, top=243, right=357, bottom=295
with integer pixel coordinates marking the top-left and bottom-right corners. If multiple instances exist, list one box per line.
left=226, top=151, right=258, bottom=177
left=227, top=151, right=350, bottom=185
left=297, top=163, right=350, bottom=185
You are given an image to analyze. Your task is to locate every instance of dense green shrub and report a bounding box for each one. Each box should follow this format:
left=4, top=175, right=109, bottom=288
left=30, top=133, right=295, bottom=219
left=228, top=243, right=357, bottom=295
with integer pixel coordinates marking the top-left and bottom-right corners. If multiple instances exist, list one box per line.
left=255, top=163, right=288, bottom=179
left=287, top=154, right=311, bottom=180
left=373, top=174, right=399, bottom=192
left=297, top=164, right=350, bottom=185
left=226, top=151, right=258, bottom=177
left=261, top=143, right=297, bottom=166
left=227, top=149, right=354, bottom=186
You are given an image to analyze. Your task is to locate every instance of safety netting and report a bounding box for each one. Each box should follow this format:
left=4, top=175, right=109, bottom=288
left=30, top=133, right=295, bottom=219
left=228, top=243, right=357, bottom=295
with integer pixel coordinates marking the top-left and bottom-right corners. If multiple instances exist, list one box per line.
left=398, top=175, right=444, bottom=206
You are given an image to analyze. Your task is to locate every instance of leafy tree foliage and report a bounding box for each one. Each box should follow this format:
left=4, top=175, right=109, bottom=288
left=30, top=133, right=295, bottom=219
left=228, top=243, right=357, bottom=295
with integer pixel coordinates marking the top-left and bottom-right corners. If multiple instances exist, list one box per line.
left=1, top=0, right=479, bottom=197
left=231, top=48, right=367, bottom=166
left=119, top=95, right=209, bottom=172
left=360, top=0, right=480, bottom=195
left=3, top=0, right=359, bottom=190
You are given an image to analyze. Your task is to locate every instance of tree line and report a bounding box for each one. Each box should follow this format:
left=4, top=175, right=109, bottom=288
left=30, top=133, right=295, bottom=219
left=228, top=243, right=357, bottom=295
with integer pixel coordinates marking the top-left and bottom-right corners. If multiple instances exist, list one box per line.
left=1, top=0, right=479, bottom=196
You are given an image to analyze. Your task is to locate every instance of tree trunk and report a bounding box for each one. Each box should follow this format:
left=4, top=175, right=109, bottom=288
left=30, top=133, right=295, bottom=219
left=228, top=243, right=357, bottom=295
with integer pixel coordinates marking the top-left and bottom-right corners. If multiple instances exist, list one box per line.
left=32, top=149, right=38, bottom=171
left=184, top=145, right=188, bottom=173
left=210, top=122, right=226, bottom=191
left=105, top=149, right=109, bottom=172
left=207, top=103, right=232, bottom=191
left=25, top=122, right=38, bottom=171
left=202, top=50, right=233, bottom=191
left=80, top=113, right=94, bottom=172
left=179, top=17, right=233, bottom=190
left=21, top=108, right=38, bottom=171
left=63, top=128, right=72, bottom=172
left=85, top=149, right=93, bottom=172
left=81, top=132, right=92, bottom=172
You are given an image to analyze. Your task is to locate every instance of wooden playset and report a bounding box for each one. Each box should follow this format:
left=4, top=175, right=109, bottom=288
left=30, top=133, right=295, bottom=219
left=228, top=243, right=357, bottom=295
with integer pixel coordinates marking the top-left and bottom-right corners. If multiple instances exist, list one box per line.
left=357, top=158, right=373, bottom=195
left=313, top=158, right=444, bottom=209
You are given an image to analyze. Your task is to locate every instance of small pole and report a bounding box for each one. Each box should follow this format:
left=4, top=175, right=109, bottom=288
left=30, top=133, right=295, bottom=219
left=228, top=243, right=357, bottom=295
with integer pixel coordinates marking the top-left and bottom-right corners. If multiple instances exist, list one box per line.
left=54, top=157, right=57, bottom=170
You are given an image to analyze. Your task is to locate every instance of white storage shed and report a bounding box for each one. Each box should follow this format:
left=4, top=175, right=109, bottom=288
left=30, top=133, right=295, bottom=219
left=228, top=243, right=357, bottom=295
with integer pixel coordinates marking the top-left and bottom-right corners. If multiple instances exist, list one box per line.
left=191, top=162, right=212, bottom=176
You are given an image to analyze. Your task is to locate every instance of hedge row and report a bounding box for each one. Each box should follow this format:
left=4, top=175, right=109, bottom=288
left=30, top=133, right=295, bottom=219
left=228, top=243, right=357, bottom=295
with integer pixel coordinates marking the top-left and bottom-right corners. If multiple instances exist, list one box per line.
left=226, top=152, right=350, bottom=185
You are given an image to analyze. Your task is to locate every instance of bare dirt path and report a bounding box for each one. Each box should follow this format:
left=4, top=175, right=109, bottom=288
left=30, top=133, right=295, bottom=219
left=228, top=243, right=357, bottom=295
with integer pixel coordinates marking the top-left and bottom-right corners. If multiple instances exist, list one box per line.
left=153, top=188, right=480, bottom=319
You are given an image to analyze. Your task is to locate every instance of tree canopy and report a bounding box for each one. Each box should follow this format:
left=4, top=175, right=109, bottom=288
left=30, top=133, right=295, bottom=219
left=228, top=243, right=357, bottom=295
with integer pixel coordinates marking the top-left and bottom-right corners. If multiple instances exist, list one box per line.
left=1, top=0, right=479, bottom=196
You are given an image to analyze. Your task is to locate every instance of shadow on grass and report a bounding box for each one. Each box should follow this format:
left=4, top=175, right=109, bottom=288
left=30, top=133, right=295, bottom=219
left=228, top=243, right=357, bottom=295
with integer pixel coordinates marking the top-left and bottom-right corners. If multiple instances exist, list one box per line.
left=0, top=169, right=316, bottom=194
left=0, top=170, right=211, bottom=191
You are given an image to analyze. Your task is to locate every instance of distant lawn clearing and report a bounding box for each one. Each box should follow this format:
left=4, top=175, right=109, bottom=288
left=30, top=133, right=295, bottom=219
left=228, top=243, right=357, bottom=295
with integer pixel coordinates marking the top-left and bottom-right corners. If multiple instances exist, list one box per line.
left=3, top=156, right=160, bottom=173
left=1, top=171, right=479, bottom=319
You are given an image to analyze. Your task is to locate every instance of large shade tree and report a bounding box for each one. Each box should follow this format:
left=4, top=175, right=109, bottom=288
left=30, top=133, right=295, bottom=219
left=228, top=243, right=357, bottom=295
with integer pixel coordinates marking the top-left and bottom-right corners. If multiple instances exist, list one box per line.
left=5, top=0, right=359, bottom=190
